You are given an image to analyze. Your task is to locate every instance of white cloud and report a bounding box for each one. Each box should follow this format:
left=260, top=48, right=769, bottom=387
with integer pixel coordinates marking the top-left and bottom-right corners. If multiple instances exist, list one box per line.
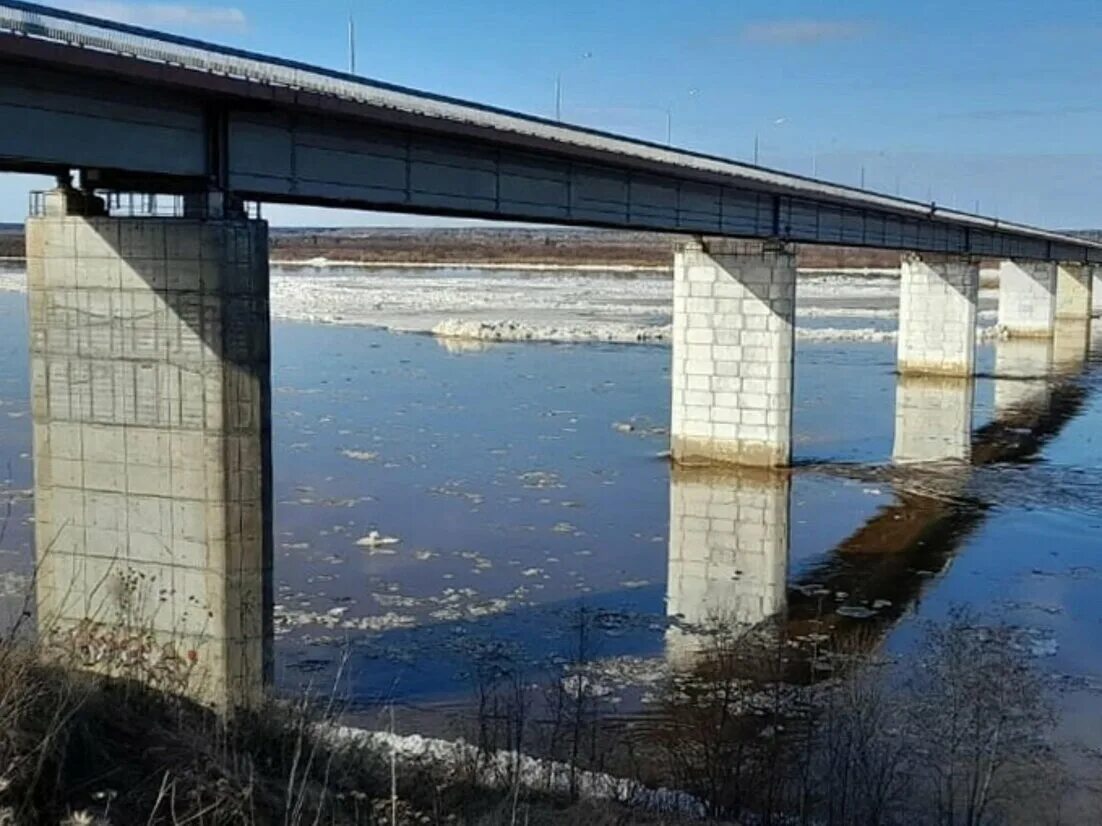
left=741, top=19, right=871, bottom=45
left=56, top=1, right=247, bottom=31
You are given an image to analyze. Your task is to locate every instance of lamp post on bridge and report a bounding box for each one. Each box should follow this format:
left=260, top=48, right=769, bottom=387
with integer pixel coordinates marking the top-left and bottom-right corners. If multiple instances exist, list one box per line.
left=348, top=14, right=356, bottom=74
left=664, top=88, right=700, bottom=146
left=753, top=117, right=787, bottom=165
left=554, top=51, right=594, bottom=121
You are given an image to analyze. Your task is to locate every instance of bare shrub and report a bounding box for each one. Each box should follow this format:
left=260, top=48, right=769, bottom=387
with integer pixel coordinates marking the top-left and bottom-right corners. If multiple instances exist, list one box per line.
left=902, top=607, right=1060, bottom=826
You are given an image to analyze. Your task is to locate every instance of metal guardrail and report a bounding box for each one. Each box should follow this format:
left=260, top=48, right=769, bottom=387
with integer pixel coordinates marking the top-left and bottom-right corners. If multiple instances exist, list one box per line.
left=3, top=1, right=1102, bottom=255
left=0, top=0, right=565, bottom=135
left=30, top=190, right=262, bottom=219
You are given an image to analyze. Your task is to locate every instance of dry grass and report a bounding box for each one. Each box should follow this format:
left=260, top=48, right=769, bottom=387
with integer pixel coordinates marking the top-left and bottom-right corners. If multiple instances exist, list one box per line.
left=0, top=636, right=703, bottom=825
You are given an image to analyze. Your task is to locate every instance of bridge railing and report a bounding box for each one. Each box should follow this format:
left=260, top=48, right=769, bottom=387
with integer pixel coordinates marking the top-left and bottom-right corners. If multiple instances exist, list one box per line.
left=0, top=0, right=523, bottom=133
left=30, top=190, right=262, bottom=219
left=0, top=1, right=357, bottom=98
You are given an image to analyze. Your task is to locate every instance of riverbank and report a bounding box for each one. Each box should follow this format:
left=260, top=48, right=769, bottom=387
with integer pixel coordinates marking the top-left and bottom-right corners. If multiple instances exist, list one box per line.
left=0, top=225, right=910, bottom=270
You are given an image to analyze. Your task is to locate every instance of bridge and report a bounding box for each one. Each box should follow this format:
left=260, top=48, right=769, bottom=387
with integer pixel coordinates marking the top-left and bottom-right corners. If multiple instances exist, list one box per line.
left=2, top=1, right=1099, bottom=706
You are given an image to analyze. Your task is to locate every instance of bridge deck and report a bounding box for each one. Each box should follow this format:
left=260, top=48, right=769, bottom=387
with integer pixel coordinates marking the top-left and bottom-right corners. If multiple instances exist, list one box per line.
left=1, top=0, right=1099, bottom=262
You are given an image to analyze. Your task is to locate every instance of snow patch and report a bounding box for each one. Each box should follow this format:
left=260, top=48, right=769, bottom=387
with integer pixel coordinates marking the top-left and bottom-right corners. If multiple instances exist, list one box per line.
left=323, top=724, right=707, bottom=817
left=432, top=318, right=670, bottom=344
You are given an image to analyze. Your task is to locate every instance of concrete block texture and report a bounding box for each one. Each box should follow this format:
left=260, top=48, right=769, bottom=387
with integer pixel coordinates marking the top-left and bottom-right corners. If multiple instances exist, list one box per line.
left=27, top=198, right=271, bottom=710
left=896, top=253, right=978, bottom=377
left=670, top=239, right=796, bottom=467
left=1093, top=266, right=1102, bottom=315
left=665, top=466, right=789, bottom=663
left=892, top=375, right=974, bottom=464
left=1054, top=262, right=1092, bottom=320
left=997, top=259, right=1056, bottom=337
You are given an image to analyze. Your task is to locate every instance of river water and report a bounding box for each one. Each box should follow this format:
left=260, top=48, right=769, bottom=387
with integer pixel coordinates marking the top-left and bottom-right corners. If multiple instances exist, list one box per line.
left=0, top=266, right=1099, bottom=759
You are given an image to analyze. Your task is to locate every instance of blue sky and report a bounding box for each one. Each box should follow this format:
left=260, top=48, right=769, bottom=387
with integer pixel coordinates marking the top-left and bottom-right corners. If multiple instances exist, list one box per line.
left=4, top=0, right=1102, bottom=228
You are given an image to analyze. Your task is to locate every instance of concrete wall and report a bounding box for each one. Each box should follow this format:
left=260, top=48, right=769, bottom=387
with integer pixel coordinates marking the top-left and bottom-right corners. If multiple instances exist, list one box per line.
left=892, top=376, right=974, bottom=463
left=28, top=198, right=271, bottom=709
left=896, top=253, right=978, bottom=376
left=670, top=239, right=796, bottom=468
left=665, top=467, right=789, bottom=663
left=998, top=260, right=1057, bottom=337
left=1055, top=262, right=1092, bottom=320
left=1093, top=266, right=1102, bottom=315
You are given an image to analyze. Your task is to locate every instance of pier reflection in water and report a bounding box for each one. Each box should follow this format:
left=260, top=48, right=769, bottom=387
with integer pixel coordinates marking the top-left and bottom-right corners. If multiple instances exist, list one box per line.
left=665, top=467, right=790, bottom=664
left=892, top=375, right=974, bottom=464
left=1053, top=319, right=1090, bottom=375
left=994, top=337, right=1054, bottom=416
left=664, top=329, right=1096, bottom=678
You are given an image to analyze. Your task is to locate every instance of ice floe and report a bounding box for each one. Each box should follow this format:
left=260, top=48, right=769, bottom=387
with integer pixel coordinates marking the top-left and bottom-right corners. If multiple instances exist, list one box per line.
left=0, top=263, right=1004, bottom=345
left=355, top=531, right=401, bottom=549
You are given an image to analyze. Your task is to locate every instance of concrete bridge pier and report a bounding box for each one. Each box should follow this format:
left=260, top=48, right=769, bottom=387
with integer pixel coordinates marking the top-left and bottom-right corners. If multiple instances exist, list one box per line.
left=896, top=253, right=979, bottom=376
left=1093, top=266, right=1102, bottom=316
left=997, top=260, right=1057, bottom=337
left=665, top=466, right=790, bottom=664
left=1055, top=262, right=1093, bottom=321
left=670, top=239, right=796, bottom=468
left=28, top=188, right=272, bottom=709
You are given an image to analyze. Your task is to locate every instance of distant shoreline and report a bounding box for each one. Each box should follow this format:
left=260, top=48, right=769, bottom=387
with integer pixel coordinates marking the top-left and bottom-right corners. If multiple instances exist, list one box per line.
left=1, top=227, right=910, bottom=270
left=1, top=255, right=904, bottom=277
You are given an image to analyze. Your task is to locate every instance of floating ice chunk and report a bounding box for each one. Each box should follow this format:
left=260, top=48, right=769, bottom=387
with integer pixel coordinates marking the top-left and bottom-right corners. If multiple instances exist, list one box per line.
left=341, top=449, right=379, bottom=461
left=356, top=531, right=401, bottom=548
left=432, top=318, right=671, bottom=344
left=836, top=605, right=878, bottom=619
left=1030, top=638, right=1059, bottom=657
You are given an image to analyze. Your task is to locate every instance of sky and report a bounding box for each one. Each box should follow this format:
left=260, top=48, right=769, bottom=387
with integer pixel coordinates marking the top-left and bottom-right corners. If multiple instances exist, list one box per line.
left=4, top=0, right=1102, bottom=229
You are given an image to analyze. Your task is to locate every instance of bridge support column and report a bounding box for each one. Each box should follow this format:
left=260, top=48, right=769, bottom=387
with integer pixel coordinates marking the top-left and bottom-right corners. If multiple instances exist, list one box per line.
left=997, top=260, right=1057, bottom=337
left=665, top=467, right=789, bottom=663
left=896, top=253, right=978, bottom=376
left=670, top=239, right=795, bottom=468
left=1092, top=266, right=1102, bottom=316
left=1055, top=262, right=1092, bottom=320
left=28, top=189, right=271, bottom=709
left=892, top=376, right=974, bottom=463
